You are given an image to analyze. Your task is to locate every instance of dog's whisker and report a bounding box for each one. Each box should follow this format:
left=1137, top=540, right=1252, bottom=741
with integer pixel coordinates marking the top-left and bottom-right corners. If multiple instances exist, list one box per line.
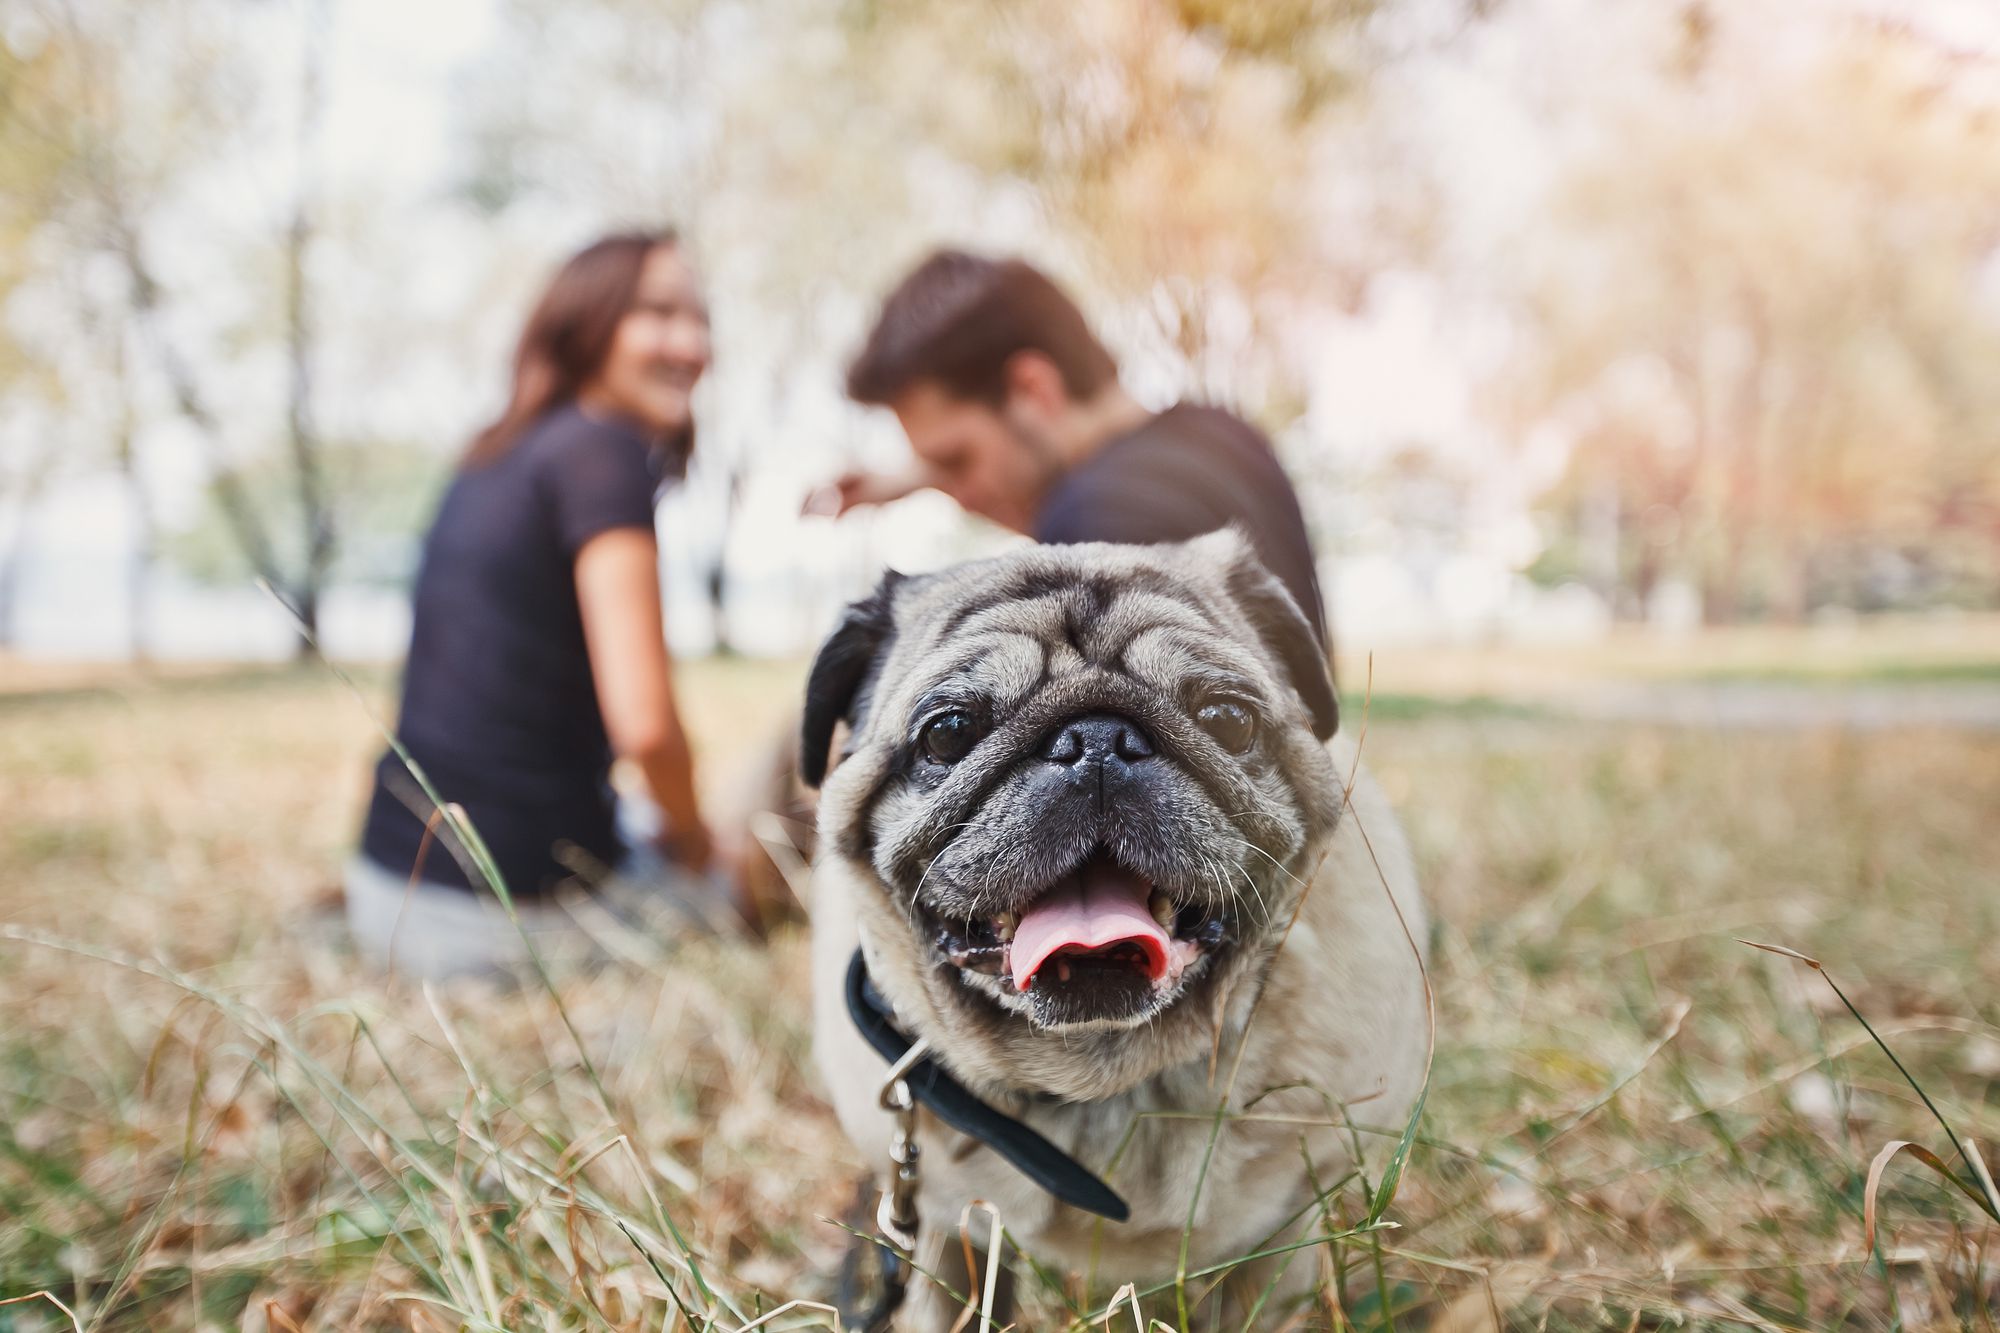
left=1234, top=862, right=1276, bottom=928
left=1219, top=834, right=1310, bottom=890
left=911, top=816, right=1005, bottom=913
left=912, top=839, right=967, bottom=908
left=1194, top=843, right=1265, bottom=926
left=1210, top=848, right=1263, bottom=925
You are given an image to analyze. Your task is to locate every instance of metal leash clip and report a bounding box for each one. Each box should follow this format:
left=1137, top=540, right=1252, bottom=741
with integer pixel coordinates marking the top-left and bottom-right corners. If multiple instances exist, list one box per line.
left=837, top=1037, right=931, bottom=1333
left=875, top=1037, right=929, bottom=1254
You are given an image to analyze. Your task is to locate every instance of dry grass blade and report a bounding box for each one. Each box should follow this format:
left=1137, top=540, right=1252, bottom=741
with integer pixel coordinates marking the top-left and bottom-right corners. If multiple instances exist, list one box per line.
left=1110, top=1282, right=1143, bottom=1332
left=1968, top=1137, right=2000, bottom=1214
left=0, top=1292, right=85, bottom=1333
left=1426, top=1259, right=1544, bottom=1333
left=1736, top=940, right=1822, bottom=969
left=1863, top=1139, right=2000, bottom=1253
left=1345, top=660, right=1435, bottom=1228
left=979, top=1202, right=1004, bottom=1332
left=726, top=1298, right=844, bottom=1331
left=1740, top=938, right=2000, bottom=1230
left=262, top=1297, right=310, bottom=1333
left=940, top=1201, right=1008, bottom=1333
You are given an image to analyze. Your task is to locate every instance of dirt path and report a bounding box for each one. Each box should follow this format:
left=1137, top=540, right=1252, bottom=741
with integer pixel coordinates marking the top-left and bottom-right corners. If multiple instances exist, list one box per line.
left=1548, top=681, right=2000, bottom=731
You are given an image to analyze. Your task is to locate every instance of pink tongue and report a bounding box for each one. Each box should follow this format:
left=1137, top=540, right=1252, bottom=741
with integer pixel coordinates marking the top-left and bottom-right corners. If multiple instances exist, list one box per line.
left=1009, top=862, right=1170, bottom=992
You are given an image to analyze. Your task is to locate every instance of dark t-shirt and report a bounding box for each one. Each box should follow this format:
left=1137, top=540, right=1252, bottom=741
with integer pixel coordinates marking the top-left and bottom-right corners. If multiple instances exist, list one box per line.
left=358, top=405, right=663, bottom=897
left=1034, top=403, right=1328, bottom=647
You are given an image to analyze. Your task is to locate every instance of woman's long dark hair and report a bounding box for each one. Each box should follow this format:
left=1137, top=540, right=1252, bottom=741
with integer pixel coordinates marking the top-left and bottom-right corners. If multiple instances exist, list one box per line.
left=463, top=229, right=690, bottom=468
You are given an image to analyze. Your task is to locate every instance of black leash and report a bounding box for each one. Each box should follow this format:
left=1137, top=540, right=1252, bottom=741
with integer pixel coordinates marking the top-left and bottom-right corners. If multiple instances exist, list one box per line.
left=843, top=948, right=1131, bottom=1222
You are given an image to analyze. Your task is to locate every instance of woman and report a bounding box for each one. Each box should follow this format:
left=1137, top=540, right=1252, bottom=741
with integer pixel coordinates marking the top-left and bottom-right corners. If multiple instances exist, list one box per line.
left=347, top=230, right=730, bottom=978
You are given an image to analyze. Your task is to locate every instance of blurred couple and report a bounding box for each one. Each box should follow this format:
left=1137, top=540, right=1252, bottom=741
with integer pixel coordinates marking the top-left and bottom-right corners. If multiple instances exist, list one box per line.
left=348, top=233, right=1327, bottom=979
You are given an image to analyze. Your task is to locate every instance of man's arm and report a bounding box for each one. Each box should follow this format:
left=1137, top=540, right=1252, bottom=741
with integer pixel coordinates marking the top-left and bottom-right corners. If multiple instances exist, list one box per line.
left=802, top=465, right=935, bottom=517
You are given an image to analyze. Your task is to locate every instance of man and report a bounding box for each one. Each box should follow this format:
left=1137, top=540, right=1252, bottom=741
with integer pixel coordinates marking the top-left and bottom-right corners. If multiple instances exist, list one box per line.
left=825, top=250, right=1330, bottom=649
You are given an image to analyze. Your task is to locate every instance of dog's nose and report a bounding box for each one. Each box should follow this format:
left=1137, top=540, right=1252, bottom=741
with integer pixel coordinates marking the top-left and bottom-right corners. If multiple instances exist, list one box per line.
left=1039, top=713, right=1156, bottom=767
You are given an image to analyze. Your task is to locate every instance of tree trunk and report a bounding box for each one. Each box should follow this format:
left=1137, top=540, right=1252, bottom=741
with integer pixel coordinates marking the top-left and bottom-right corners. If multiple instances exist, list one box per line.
left=705, top=466, right=743, bottom=656
left=119, top=229, right=291, bottom=608
left=1705, top=540, right=1743, bottom=626
left=0, top=453, right=57, bottom=650
left=110, top=320, right=153, bottom=663
left=283, top=0, right=335, bottom=661
left=291, top=586, right=321, bottom=661
left=102, top=2, right=339, bottom=662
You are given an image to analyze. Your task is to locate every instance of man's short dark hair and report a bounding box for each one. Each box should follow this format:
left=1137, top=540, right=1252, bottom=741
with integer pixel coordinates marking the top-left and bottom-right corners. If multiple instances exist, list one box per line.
left=846, top=251, right=1118, bottom=407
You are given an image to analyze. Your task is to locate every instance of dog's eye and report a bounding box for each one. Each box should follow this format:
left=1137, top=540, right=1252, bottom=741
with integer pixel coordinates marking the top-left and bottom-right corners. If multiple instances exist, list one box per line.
left=919, top=711, right=981, bottom=765
left=1195, top=700, right=1256, bottom=753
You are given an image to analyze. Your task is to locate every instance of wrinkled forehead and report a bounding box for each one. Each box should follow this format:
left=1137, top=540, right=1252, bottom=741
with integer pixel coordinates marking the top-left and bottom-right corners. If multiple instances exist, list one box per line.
left=879, top=558, right=1269, bottom=721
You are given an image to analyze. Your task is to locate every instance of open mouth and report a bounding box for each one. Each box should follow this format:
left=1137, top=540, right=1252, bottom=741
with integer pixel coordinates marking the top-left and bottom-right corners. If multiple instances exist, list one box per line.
left=647, top=364, right=701, bottom=391
left=928, top=848, right=1234, bottom=1022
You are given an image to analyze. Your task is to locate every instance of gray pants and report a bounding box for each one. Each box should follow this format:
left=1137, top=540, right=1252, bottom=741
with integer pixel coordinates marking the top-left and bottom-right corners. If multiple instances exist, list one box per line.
left=343, top=847, right=733, bottom=981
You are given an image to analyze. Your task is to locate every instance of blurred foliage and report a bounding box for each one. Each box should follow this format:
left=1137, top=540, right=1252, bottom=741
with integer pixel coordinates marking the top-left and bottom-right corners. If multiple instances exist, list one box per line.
left=1516, top=29, right=2000, bottom=621
left=2, top=0, right=1997, bottom=634
left=464, top=0, right=1394, bottom=421
left=367, top=0, right=2000, bottom=624
left=161, top=437, right=445, bottom=588
left=1174, top=0, right=1378, bottom=63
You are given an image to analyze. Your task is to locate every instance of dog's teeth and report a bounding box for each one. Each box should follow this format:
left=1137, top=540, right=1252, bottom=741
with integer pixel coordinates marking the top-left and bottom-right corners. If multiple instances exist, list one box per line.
left=993, top=911, right=1017, bottom=942
left=1149, top=891, right=1175, bottom=930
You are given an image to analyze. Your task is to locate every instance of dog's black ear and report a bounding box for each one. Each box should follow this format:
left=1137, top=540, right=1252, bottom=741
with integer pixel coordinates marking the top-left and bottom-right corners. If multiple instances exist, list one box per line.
left=800, top=570, right=905, bottom=788
left=1225, top=550, right=1338, bottom=741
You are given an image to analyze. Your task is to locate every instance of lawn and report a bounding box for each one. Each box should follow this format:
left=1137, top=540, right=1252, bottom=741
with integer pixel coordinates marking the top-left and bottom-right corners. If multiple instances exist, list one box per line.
left=0, top=650, right=1996, bottom=1330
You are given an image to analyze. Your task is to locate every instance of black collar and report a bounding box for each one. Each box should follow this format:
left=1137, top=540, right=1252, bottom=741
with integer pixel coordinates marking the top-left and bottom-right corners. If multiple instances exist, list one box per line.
left=844, top=949, right=1131, bottom=1222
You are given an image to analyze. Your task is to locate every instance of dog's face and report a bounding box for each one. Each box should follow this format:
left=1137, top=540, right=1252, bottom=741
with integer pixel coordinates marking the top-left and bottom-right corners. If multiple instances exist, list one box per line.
left=804, top=533, right=1344, bottom=1093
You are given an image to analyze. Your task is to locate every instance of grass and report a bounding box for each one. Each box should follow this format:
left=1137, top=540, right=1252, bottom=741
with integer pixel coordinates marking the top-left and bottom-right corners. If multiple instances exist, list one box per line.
left=1339, top=612, right=2000, bottom=697
left=0, top=650, right=1996, bottom=1329
left=1691, top=661, right=2000, bottom=687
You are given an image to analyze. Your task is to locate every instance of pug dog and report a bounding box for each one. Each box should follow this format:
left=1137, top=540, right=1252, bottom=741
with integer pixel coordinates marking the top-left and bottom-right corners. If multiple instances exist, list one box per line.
left=805, top=531, right=1428, bottom=1330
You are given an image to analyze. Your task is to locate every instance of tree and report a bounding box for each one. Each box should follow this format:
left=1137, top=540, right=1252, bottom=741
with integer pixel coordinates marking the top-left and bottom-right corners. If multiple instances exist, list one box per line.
left=2, top=0, right=346, bottom=657
left=1515, top=23, right=2000, bottom=620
